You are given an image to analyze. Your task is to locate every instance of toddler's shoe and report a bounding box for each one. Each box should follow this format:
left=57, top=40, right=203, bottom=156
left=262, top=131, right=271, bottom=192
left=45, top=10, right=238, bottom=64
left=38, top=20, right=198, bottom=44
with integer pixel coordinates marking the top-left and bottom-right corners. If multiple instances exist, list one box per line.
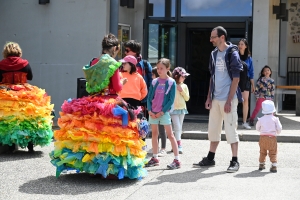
left=167, top=159, right=181, bottom=170
left=248, top=118, right=254, bottom=126
left=259, top=163, right=265, bottom=170
left=270, top=165, right=277, bottom=173
left=145, top=157, right=159, bottom=167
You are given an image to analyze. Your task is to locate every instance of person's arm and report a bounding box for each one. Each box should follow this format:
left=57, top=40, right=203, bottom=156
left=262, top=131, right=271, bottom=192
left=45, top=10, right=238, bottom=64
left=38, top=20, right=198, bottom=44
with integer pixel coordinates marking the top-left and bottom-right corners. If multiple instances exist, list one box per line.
left=256, top=118, right=261, bottom=132
left=275, top=117, right=282, bottom=135
left=225, top=77, right=239, bottom=113
left=140, top=76, right=148, bottom=100
left=111, top=70, right=122, bottom=93
left=270, top=79, right=275, bottom=100
left=25, top=64, right=33, bottom=80
left=146, top=62, right=153, bottom=89
left=248, top=57, right=255, bottom=93
left=225, top=50, right=241, bottom=113
left=180, top=84, right=190, bottom=101
left=147, top=81, right=154, bottom=113
left=161, top=81, right=176, bottom=114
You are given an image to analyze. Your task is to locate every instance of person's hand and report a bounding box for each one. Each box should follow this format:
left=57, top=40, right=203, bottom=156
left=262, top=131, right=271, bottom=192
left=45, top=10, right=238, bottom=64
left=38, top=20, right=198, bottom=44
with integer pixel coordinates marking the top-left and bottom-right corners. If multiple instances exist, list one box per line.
left=177, top=85, right=183, bottom=92
left=155, top=111, right=164, bottom=118
left=148, top=111, right=156, bottom=118
left=251, top=86, right=255, bottom=93
left=224, top=100, right=231, bottom=113
left=205, top=98, right=212, bottom=110
left=121, top=78, right=128, bottom=85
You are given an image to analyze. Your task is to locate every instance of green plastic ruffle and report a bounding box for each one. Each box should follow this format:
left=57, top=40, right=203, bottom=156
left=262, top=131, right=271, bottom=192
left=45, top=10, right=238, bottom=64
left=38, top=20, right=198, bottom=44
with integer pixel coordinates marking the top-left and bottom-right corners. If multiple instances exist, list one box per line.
left=0, top=116, right=53, bottom=147
left=83, top=54, right=121, bottom=94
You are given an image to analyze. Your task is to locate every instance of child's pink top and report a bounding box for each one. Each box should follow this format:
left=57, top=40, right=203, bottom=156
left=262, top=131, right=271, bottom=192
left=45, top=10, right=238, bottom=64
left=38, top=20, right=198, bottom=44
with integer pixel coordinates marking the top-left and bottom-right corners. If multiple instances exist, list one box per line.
left=256, top=114, right=282, bottom=136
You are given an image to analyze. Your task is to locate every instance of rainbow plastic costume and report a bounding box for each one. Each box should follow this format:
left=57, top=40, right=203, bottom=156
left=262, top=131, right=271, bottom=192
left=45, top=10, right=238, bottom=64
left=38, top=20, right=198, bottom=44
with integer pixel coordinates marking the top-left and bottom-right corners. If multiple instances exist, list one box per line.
left=0, top=84, right=53, bottom=148
left=0, top=65, right=54, bottom=149
left=50, top=54, right=148, bottom=179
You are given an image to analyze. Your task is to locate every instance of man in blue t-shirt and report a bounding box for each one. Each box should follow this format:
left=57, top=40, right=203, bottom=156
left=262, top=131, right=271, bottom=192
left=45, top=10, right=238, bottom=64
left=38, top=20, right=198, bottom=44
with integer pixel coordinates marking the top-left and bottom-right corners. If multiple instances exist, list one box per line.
left=193, top=26, right=243, bottom=173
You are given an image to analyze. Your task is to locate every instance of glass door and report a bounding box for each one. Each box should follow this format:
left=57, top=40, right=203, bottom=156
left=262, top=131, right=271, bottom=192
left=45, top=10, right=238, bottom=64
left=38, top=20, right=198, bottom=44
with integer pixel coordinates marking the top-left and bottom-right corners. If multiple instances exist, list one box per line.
left=144, top=22, right=177, bottom=69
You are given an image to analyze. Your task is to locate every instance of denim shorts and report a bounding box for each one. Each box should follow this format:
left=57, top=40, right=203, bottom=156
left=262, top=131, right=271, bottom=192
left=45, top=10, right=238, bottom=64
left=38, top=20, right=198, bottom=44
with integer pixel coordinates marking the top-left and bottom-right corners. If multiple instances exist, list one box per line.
left=148, top=112, right=171, bottom=125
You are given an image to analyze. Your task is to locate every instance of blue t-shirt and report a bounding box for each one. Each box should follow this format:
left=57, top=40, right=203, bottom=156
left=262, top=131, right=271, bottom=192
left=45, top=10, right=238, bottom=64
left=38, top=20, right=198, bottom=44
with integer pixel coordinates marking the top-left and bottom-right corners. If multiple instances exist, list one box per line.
left=214, top=48, right=237, bottom=101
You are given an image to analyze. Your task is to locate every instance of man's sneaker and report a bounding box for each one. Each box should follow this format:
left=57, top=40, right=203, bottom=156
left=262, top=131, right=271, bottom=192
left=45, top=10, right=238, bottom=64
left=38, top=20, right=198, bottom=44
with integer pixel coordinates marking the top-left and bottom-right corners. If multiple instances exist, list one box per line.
left=242, top=122, right=251, bottom=130
left=167, top=159, right=181, bottom=170
left=178, top=145, right=183, bottom=154
left=145, top=157, right=159, bottom=167
left=227, top=161, right=240, bottom=173
left=248, top=118, right=254, bottom=126
left=270, top=165, right=277, bottom=173
left=259, top=163, right=265, bottom=170
left=158, top=149, right=167, bottom=157
left=193, top=157, right=215, bottom=167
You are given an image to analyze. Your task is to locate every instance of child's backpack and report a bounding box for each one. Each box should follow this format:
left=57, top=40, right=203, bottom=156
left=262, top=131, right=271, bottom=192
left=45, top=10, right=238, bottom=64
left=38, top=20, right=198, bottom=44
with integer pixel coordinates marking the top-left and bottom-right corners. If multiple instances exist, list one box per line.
left=227, top=46, right=248, bottom=82
left=151, top=77, right=175, bottom=112
left=151, top=77, right=174, bottom=95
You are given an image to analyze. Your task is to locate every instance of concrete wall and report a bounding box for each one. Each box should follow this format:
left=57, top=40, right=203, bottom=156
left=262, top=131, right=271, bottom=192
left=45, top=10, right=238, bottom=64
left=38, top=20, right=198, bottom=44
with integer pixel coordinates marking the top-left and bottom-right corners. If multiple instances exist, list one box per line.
left=119, top=1, right=145, bottom=47
left=252, top=0, right=287, bottom=114
left=0, top=0, right=110, bottom=117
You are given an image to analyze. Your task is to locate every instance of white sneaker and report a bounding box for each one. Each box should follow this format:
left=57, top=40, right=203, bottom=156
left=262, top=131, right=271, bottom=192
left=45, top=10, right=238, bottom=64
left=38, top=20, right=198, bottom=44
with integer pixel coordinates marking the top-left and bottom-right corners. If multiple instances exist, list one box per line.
left=158, top=149, right=167, bottom=157
left=242, top=122, right=251, bottom=130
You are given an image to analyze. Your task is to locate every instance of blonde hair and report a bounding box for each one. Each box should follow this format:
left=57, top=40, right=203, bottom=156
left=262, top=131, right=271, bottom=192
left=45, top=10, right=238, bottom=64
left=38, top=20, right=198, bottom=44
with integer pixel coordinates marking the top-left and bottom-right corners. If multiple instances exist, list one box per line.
left=157, top=58, right=172, bottom=77
left=2, top=42, right=22, bottom=58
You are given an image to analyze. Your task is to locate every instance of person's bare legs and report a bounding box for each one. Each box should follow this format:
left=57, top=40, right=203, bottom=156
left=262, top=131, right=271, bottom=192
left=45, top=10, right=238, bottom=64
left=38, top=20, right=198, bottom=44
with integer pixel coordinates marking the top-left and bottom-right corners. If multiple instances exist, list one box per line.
left=164, top=124, right=179, bottom=156
left=151, top=124, right=159, bottom=154
left=242, top=91, right=249, bottom=123
left=209, top=141, right=219, bottom=153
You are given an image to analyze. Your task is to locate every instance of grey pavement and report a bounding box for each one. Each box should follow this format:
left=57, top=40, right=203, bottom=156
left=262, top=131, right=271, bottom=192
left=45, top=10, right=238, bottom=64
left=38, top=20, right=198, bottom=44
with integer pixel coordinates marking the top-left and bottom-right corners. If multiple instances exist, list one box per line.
left=1, top=140, right=300, bottom=200
left=182, top=110, right=300, bottom=143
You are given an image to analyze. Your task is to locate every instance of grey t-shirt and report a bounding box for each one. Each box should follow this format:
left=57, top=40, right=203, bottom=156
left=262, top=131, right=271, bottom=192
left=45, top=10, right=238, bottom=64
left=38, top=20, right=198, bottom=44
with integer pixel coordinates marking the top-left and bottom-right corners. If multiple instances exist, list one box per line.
left=214, top=47, right=237, bottom=101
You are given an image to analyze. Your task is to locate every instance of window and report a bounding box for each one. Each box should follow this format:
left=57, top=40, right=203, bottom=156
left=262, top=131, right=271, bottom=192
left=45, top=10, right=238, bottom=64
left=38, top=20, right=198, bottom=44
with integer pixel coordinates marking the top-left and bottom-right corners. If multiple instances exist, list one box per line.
left=148, top=0, right=176, bottom=18
left=181, top=0, right=252, bottom=17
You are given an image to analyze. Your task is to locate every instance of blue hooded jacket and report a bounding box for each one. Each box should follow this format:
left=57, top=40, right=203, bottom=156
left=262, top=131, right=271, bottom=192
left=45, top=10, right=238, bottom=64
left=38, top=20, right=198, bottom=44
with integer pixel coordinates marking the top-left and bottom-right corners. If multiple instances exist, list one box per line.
left=208, top=42, right=243, bottom=102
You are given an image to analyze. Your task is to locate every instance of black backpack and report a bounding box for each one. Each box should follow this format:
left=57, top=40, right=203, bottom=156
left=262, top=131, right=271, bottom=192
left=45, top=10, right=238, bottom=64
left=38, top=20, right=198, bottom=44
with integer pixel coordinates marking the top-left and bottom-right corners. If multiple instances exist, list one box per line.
left=227, top=46, right=248, bottom=82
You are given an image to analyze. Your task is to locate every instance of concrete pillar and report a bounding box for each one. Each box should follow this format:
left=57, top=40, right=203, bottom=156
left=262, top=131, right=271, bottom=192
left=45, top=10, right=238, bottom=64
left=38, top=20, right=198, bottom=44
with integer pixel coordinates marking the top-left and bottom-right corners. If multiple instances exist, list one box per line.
left=110, top=0, right=119, bottom=36
left=251, top=0, right=270, bottom=116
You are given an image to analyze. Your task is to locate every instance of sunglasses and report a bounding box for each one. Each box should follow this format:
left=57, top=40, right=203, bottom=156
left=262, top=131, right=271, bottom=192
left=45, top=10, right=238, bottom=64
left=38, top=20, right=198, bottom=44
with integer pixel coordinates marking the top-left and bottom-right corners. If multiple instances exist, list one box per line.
left=125, top=48, right=132, bottom=53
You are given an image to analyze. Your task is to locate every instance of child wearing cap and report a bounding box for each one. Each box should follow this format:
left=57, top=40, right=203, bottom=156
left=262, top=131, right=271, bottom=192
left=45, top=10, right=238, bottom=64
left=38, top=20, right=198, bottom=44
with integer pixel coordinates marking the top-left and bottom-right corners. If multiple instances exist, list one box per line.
left=170, top=67, right=190, bottom=154
left=119, top=55, right=147, bottom=109
left=256, top=100, right=282, bottom=173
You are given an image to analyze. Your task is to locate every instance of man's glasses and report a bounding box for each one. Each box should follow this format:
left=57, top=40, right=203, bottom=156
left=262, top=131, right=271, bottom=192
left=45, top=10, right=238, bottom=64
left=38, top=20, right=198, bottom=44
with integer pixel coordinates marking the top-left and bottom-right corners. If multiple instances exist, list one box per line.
left=210, top=35, right=219, bottom=39
left=125, top=48, right=131, bottom=53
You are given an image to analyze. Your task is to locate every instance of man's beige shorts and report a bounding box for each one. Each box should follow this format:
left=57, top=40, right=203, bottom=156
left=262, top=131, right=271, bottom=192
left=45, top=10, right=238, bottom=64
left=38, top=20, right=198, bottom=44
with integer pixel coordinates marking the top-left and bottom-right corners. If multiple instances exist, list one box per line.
left=208, top=99, right=239, bottom=144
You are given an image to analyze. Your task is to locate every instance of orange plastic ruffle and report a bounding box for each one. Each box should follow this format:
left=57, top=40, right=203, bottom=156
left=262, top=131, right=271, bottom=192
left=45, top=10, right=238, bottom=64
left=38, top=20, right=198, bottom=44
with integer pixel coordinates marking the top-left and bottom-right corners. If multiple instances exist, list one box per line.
left=57, top=112, right=139, bottom=129
left=54, top=140, right=147, bottom=158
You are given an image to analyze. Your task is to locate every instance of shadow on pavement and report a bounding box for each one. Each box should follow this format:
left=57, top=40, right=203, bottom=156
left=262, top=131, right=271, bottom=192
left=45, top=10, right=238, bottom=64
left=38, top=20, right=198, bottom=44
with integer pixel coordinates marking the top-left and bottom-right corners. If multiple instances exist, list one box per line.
left=0, top=150, right=44, bottom=162
left=145, top=168, right=225, bottom=185
left=19, top=173, right=137, bottom=195
left=234, top=170, right=270, bottom=178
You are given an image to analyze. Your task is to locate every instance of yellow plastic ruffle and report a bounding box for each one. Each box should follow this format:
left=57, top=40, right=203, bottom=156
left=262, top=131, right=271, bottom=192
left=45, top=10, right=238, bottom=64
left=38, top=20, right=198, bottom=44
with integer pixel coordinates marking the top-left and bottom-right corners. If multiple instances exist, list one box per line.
left=54, top=140, right=147, bottom=158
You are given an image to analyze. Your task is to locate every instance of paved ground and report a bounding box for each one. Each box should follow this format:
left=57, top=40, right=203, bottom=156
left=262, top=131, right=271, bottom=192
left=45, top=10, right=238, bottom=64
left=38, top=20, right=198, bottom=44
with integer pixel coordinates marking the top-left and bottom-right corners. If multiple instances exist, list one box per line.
left=1, top=140, right=300, bottom=200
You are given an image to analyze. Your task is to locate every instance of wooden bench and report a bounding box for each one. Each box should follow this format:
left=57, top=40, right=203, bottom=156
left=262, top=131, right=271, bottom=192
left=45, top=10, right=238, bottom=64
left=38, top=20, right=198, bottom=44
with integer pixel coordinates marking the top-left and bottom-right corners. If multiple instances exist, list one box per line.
left=276, top=85, right=300, bottom=116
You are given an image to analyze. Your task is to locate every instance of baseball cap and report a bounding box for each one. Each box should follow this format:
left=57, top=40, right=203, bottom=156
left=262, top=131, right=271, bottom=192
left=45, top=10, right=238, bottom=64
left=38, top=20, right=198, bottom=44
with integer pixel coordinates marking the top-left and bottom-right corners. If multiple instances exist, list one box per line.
left=173, top=67, right=190, bottom=77
left=119, top=55, right=137, bottom=66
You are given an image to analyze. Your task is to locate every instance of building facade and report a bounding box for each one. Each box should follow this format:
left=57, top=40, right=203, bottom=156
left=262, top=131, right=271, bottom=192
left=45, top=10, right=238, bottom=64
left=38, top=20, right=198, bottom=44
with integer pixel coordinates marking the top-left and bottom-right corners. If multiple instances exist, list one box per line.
left=0, top=0, right=299, bottom=117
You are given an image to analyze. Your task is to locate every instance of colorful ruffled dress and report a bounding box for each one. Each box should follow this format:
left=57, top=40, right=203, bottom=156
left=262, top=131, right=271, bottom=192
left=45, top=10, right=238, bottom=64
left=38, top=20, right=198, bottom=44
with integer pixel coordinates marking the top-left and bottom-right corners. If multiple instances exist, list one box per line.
left=0, top=57, right=54, bottom=149
left=50, top=54, right=148, bottom=179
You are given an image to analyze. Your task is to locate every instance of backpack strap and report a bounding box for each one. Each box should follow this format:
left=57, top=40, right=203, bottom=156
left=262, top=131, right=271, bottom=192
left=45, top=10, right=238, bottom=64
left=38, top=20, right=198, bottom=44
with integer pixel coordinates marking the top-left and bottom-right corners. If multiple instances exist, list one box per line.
left=152, top=77, right=174, bottom=95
